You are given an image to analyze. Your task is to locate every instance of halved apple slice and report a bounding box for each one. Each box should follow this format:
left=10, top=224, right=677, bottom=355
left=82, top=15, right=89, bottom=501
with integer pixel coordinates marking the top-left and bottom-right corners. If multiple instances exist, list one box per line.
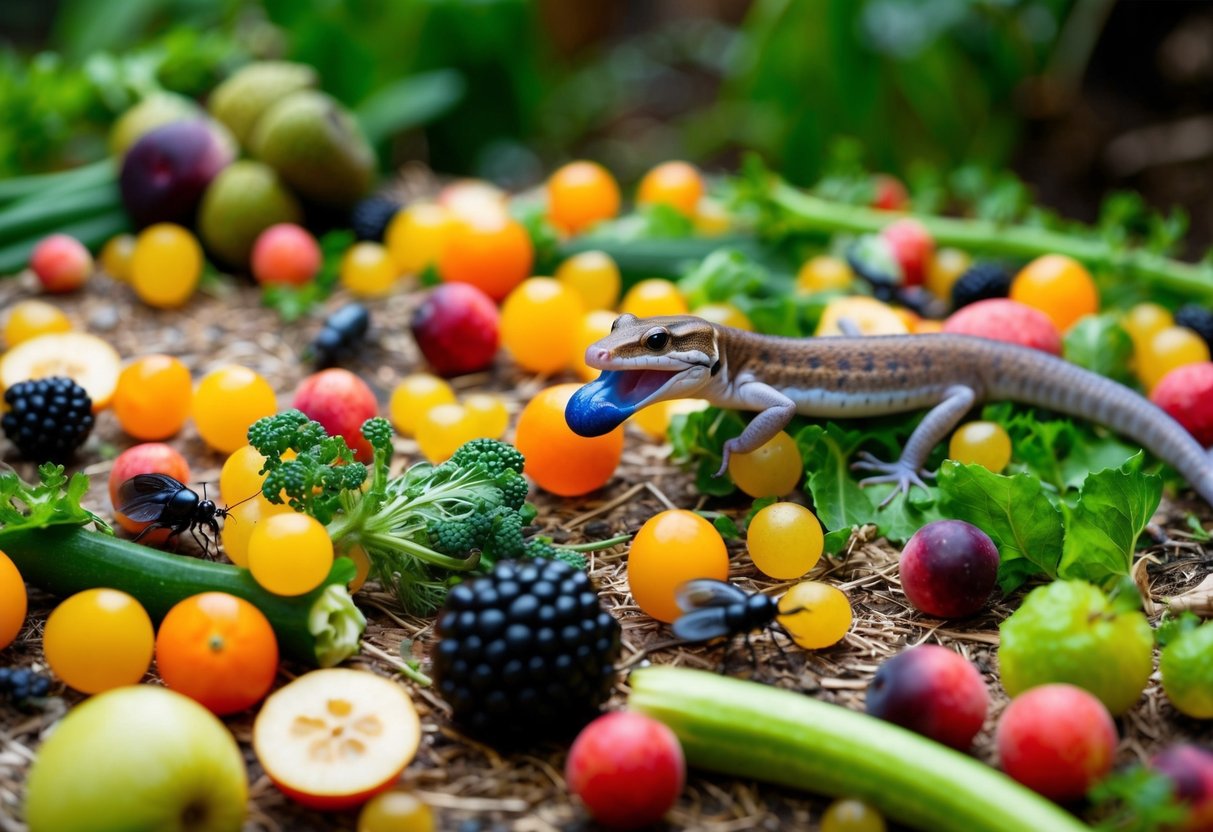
left=253, top=669, right=421, bottom=811
left=0, top=332, right=121, bottom=410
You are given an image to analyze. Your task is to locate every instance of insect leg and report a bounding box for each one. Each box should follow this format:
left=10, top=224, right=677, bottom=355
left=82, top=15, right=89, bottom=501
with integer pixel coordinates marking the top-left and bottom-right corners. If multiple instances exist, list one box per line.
left=130, top=522, right=165, bottom=544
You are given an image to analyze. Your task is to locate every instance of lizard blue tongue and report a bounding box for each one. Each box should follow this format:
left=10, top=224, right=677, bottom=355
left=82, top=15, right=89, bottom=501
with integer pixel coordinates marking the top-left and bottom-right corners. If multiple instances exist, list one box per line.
left=565, top=372, right=636, bottom=436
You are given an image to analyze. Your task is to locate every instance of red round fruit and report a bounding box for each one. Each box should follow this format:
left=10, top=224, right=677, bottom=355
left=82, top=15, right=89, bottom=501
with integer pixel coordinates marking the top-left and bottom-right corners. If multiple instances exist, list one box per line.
left=880, top=218, right=933, bottom=286
left=411, top=282, right=500, bottom=377
left=293, top=369, right=378, bottom=462
left=871, top=174, right=909, bottom=211
left=1150, top=361, right=1213, bottom=447
left=251, top=223, right=321, bottom=286
left=866, top=644, right=989, bottom=751
left=566, top=711, right=685, bottom=830
left=30, top=234, right=93, bottom=293
left=996, top=684, right=1117, bottom=802
left=108, top=443, right=192, bottom=541
left=1150, top=744, right=1213, bottom=831
left=900, top=520, right=999, bottom=618
left=943, top=298, right=1062, bottom=355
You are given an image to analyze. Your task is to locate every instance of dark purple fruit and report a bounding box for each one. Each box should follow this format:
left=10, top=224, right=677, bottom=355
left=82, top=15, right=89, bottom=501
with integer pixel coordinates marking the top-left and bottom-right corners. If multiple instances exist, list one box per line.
left=1150, top=744, right=1213, bottom=829
left=866, top=644, right=988, bottom=751
left=900, top=519, right=999, bottom=618
left=119, top=119, right=234, bottom=228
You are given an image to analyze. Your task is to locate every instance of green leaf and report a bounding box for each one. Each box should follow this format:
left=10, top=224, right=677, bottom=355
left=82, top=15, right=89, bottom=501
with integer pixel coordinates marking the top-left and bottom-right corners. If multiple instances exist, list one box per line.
left=704, top=512, right=741, bottom=540
left=937, top=461, right=1064, bottom=593
left=1059, top=453, right=1162, bottom=586
left=0, top=463, right=110, bottom=534
left=794, top=423, right=874, bottom=533
left=669, top=407, right=746, bottom=497
left=1155, top=611, right=1200, bottom=648
left=354, top=69, right=465, bottom=146
left=1063, top=314, right=1136, bottom=387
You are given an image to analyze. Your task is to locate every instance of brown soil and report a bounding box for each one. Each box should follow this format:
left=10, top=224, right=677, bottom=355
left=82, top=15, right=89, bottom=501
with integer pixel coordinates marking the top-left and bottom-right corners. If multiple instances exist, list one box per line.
left=0, top=269, right=1211, bottom=832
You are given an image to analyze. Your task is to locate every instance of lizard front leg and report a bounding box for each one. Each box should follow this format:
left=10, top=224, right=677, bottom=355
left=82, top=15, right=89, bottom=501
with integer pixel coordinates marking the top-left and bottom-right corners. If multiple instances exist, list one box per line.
left=852, top=384, right=977, bottom=506
left=715, top=381, right=796, bottom=477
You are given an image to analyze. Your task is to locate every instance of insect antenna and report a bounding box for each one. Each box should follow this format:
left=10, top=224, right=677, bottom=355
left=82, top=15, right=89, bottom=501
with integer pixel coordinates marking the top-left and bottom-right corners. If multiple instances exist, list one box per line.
left=218, top=489, right=261, bottom=517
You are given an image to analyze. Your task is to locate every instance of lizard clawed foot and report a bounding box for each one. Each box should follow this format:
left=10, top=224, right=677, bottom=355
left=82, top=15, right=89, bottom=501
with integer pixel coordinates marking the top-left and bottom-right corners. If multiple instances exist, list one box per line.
left=714, top=442, right=737, bottom=478
left=851, top=451, right=934, bottom=507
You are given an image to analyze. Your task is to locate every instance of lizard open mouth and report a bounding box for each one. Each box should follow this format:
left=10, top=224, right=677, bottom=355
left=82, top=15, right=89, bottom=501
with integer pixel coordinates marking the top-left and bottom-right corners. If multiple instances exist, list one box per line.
left=564, top=369, right=681, bottom=437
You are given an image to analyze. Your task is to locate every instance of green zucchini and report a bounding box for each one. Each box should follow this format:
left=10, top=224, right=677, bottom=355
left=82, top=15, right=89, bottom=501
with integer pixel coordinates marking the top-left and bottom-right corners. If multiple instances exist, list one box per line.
left=0, top=526, right=365, bottom=667
left=629, top=666, right=1089, bottom=832
left=0, top=159, right=115, bottom=206
left=0, top=181, right=123, bottom=246
left=553, top=235, right=783, bottom=283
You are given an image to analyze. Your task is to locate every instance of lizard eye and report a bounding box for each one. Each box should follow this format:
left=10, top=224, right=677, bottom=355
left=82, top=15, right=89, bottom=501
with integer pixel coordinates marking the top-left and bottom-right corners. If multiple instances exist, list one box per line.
left=644, top=330, right=670, bottom=351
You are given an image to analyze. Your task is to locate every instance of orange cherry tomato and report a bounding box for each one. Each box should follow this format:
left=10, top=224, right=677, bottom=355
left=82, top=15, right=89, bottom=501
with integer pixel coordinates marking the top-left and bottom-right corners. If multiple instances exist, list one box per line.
left=112, top=354, right=193, bottom=440
left=155, top=592, right=279, bottom=715
left=0, top=551, right=27, bottom=650
left=515, top=383, right=623, bottom=496
left=547, top=161, right=621, bottom=235
left=627, top=509, right=729, bottom=623
left=1009, top=254, right=1099, bottom=332
left=636, top=161, right=705, bottom=217
left=439, top=214, right=534, bottom=301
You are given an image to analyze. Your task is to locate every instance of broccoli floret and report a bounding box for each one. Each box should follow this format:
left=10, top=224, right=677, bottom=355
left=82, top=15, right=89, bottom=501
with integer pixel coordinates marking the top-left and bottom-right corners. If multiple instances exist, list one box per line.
left=481, top=505, right=525, bottom=564
left=360, top=417, right=393, bottom=459
left=247, top=410, right=310, bottom=459
left=449, top=439, right=525, bottom=476
left=496, top=469, right=530, bottom=511
left=427, top=511, right=493, bottom=557
left=524, top=538, right=587, bottom=570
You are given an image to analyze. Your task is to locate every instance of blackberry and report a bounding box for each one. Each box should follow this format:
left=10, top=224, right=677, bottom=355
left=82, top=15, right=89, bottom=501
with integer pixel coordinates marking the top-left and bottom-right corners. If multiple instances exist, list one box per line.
left=0, top=667, right=53, bottom=707
left=350, top=195, right=402, bottom=242
left=951, top=263, right=1012, bottom=310
left=1175, top=304, right=1213, bottom=352
left=1, top=376, right=94, bottom=462
left=433, top=558, right=621, bottom=744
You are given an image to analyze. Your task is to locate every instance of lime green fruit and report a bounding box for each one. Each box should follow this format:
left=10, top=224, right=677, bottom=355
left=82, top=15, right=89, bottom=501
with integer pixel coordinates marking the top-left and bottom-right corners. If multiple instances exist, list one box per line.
left=24, top=685, right=247, bottom=832
left=250, top=90, right=374, bottom=209
left=998, top=580, right=1153, bottom=715
left=1161, top=620, right=1213, bottom=718
left=208, top=61, right=317, bottom=148
left=110, top=92, right=203, bottom=157
left=198, top=160, right=303, bottom=267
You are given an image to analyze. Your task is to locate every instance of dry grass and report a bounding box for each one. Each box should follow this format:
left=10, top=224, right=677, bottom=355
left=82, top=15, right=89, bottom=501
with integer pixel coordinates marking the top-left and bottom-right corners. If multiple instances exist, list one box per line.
left=1, top=270, right=1212, bottom=832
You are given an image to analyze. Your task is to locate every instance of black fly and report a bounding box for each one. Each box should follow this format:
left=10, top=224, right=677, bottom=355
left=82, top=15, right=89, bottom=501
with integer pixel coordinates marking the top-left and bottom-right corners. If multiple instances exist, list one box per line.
left=672, top=579, right=795, bottom=670
left=117, top=474, right=253, bottom=557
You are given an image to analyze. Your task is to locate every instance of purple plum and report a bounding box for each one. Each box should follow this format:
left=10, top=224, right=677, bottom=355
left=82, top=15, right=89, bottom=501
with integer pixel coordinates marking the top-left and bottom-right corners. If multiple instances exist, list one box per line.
left=866, top=644, right=989, bottom=750
left=900, top=519, right=999, bottom=618
left=119, top=119, right=234, bottom=228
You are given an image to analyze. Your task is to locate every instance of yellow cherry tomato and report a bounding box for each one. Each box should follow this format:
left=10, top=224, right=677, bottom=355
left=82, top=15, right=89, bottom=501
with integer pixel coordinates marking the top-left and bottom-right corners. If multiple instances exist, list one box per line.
left=694, top=303, right=752, bottom=331
left=796, top=255, right=854, bottom=294
left=627, top=509, right=729, bottom=623
left=100, top=233, right=136, bottom=282
left=389, top=374, right=457, bottom=437
left=357, top=790, right=435, bottom=832
left=694, top=197, right=732, bottom=236
left=501, top=278, right=585, bottom=374
left=220, top=444, right=269, bottom=505
left=1010, top=254, right=1099, bottom=332
left=555, top=250, right=621, bottom=311
left=636, top=161, right=705, bottom=217
left=341, top=544, right=374, bottom=593
left=0, top=550, right=27, bottom=650
left=630, top=398, right=709, bottom=441
left=220, top=495, right=288, bottom=568
left=547, top=161, right=620, bottom=235
left=570, top=309, right=617, bottom=381
left=816, top=296, right=909, bottom=336
left=620, top=279, right=688, bottom=319
left=1122, top=302, right=1173, bottom=355
left=3, top=299, right=71, bottom=348
left=341, top=242, right=399, bottom=298
left=925, top=247, right=971, bottom=301
left=822, top=799, right=887, bottom=832
left=463, top=393, right=509, bottom=439
left=249, top=513, right=334, bottom=597
left=1139, top=326, right=1211, bottom=391
left=131, top=223, right=202, bottom=308
left=43, top=589, right=155, bottom=693
left=386, top=203, right=452, bottom=275
left=192, top=365, right=278, bottom=455
left=728, top=430, right=802, bottom=498
left=777, top=581, right=852, bottom=649
left=948, top=421, right=1012, bottom=472
left=747, top=502, right=824, bottom=580
left=415, top=403, right=483, bottom=463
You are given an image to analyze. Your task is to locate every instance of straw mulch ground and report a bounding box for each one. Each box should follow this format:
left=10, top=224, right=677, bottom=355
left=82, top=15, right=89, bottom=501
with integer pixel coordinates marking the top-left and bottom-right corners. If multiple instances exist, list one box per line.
left=1, top=270, right=1211, bottom=832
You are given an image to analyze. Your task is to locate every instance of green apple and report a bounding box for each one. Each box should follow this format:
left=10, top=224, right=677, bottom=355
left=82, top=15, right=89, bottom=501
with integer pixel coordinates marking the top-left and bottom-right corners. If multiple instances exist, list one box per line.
left=24, top=685, right=247, bottom=832
left=1161, top=620, right=1213, bottom=718
left=998, top=579, right=1153, bottom=715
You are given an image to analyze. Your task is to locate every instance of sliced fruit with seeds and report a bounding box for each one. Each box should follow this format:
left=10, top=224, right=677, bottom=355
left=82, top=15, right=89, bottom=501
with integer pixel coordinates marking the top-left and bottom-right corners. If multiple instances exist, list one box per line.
left=0, top=332, right=120, bottom=410
left=254, top=668, right=420, bottom=810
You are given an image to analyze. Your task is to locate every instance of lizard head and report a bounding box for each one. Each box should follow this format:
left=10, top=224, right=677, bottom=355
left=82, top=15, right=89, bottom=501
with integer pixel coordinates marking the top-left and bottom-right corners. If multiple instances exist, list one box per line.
left=565, top=313, right=720, bottom=437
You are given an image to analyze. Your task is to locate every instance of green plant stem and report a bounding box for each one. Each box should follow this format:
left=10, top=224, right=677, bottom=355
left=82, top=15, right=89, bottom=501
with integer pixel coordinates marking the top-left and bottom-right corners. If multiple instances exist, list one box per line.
left=769, top=180, right=1213, bottom=300
left=557, top=533, right=632, bottom=552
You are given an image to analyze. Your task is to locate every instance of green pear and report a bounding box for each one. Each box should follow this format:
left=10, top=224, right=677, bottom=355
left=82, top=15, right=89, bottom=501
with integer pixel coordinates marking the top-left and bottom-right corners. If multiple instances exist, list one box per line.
left=24, top=685, right=247, bottom=832
left=251, top=90, right=375, bottom=208
left=198, top=160, right=303, bottom=268
left=208, top=61, right=317, bottom=148
left=110, top=92, right=204, bottom=157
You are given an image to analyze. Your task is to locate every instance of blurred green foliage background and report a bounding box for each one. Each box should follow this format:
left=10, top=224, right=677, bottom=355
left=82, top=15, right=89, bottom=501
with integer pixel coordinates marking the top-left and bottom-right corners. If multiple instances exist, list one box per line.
left=0, top=0, right=1091, bottom=184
